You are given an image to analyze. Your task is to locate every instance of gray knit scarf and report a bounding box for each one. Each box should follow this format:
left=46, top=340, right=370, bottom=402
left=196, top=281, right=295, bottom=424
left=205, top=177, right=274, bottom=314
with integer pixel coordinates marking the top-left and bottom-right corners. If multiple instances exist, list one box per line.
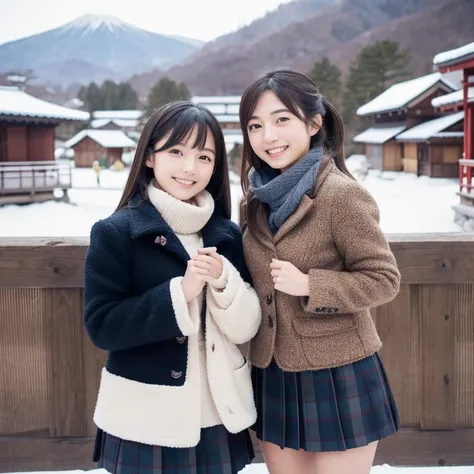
left=249, top=146, right=324, bottom=234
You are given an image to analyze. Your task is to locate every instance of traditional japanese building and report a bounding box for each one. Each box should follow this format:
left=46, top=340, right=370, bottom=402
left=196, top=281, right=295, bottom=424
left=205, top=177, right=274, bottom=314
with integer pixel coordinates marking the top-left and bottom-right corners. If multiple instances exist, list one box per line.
left=66, top=129, right=136, bottom=168
left=90, top=109, right=143, bottom=141
left=191, top=96, right=243, bottom=152
left=432, top=41, right=474, bottom=229
left=0, top=86, right=89, bottom=204
left=395, top=112, right=464, bottom=177
left=354, top=73, right=458, bottom=175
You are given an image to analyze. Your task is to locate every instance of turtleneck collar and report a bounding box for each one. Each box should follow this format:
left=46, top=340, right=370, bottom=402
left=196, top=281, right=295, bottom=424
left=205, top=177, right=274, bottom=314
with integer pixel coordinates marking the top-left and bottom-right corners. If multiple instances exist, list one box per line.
left=147, top=180, right=215, bottom=235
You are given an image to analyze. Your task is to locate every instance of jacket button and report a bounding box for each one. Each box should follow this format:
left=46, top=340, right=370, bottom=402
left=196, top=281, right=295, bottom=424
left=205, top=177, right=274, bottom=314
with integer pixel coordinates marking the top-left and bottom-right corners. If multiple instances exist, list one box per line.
left=155, top=235, right=167, bottom=246
left=176, top=336, right=186, bottom=344
left=266, top=294, right=272, bottom=305
left=171, top=370, right=182, bottom=379
left=268, top=315, right=274, bottom=328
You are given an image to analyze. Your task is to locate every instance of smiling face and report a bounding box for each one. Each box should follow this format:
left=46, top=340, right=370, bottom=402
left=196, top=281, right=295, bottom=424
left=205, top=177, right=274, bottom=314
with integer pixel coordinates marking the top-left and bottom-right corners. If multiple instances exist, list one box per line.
left=145, top=126, right=216, bottom=202
left=246, top=90, right=321, bottom=172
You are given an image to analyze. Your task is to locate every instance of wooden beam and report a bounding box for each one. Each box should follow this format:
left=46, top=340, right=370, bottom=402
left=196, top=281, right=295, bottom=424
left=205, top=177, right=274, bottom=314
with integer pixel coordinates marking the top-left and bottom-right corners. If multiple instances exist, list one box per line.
left=437, top=58, right=474, bottom=74
left=1, top=235, right=474, bottom=288
left=1, top=429, right=474, bottom=471
left=0, top=239, right=88, bottom=288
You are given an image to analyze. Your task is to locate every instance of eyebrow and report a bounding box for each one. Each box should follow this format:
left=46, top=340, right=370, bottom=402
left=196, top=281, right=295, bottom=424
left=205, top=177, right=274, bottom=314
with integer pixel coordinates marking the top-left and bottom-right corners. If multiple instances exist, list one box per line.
left=177, top=142, right=216, bottom=155
left=249, top=108, right=291, bottom=121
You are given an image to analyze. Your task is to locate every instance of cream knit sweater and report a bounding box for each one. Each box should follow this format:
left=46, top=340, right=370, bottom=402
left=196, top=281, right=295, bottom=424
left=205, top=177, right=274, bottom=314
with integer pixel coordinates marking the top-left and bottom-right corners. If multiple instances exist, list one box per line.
left=147, top=181, right=224, bottom=428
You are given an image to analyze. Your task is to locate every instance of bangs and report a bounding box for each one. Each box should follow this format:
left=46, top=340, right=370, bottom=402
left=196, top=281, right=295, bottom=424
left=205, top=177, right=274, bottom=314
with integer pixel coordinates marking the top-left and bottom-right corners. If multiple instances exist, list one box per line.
left=241, top=78, right=307, bottom=127
left=153, top=107, right=214, bottom=153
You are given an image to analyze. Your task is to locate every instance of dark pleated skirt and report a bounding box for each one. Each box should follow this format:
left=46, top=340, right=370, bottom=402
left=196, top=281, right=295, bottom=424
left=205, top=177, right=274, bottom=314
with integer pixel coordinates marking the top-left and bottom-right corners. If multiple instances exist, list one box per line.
left=251, top=352, right=399, bottom=452
left=97, top=425, right=254, bottom=474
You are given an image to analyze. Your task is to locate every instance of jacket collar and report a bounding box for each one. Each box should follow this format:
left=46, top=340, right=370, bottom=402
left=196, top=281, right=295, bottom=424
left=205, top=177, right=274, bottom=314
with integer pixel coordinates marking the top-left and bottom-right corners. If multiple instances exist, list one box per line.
left=128, top=196, right=235, bottom=261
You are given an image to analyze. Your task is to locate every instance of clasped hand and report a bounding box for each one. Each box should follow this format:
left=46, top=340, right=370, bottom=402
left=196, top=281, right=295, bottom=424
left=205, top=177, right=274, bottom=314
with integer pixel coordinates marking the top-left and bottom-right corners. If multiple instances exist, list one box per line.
left=270, top=258, right=310, bottom=296
left=181, top=247, right=223, bottom=302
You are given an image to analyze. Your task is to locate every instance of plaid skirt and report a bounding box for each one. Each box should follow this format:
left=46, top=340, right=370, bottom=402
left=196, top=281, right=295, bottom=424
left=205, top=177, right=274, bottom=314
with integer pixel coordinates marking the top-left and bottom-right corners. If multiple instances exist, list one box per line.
left=251, top=352, right=399, bottom=452
left=96, top=425, right=254, bottom=474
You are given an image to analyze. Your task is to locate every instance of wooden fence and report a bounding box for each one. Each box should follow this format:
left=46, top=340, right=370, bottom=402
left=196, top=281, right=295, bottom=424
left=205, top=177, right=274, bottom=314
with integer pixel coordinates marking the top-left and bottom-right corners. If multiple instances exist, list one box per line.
left=0, top=234, right=473, bottom=471
left=0, top=161, right=72, bottom=205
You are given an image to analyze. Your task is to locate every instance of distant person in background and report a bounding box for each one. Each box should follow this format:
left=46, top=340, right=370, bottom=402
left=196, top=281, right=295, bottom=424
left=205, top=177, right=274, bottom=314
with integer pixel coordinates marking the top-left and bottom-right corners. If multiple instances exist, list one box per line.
left=239, top=68, right=401, bottom=474
left=84, top=101, right=261, bottom=474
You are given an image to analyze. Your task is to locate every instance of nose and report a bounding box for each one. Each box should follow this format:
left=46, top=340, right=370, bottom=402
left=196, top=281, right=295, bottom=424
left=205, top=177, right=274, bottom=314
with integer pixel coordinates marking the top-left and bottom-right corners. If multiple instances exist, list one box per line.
left=182, top=156, right=197, bottom=174
left=263, top=125, right=278, bottom=144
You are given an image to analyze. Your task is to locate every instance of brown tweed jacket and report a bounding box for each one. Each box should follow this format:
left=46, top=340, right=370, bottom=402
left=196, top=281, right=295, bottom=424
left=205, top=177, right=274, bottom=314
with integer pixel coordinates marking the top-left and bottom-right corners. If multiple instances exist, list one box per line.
left=243, top=156, right=400, bottom=371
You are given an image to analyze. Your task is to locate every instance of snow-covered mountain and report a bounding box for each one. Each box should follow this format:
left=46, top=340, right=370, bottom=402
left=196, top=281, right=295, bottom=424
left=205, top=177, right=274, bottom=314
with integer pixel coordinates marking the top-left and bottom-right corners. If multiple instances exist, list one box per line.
left=0, top=14, right=202, bottom=86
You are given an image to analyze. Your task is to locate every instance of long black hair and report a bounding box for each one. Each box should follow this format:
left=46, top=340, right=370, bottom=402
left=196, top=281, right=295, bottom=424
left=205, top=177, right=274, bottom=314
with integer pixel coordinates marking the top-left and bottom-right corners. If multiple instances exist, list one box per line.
left=116, top=101, right=231, bottom=219
left=239, top=68, right=353, bottom=234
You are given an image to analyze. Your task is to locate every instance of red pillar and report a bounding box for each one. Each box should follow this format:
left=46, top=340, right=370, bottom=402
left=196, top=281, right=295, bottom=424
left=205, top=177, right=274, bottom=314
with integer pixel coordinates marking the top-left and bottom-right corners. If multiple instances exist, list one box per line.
left=463, top=70, right=469, bottom=159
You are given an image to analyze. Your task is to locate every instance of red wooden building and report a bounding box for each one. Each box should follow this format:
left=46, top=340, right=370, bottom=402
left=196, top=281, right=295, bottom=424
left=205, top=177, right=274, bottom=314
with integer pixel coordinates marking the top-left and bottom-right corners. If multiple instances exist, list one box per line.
left=433, top=42, right=474, bottom=228
left=0, top=86, right=89, bottom=204
left=354, top=73, right=459, bottom=175
left=66, top=129, right=136, bottom=168
left=433, top=41, right=474, bottom=229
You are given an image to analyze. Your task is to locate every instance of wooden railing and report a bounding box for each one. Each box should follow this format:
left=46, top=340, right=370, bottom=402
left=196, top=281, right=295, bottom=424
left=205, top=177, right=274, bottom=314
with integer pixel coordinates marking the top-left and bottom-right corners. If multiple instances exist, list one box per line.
left=0, top=235, right=474, bottom=471
left=459, top=159, right=474, bottom=193
left=0, top=161, right=72, bottom=196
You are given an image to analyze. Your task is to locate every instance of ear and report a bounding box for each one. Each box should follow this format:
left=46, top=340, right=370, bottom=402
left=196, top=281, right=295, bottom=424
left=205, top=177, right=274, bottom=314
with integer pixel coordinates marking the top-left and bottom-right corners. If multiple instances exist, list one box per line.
left=145, top=154, right=154, bottom=168
left=308, top=114, right=322, bottom=137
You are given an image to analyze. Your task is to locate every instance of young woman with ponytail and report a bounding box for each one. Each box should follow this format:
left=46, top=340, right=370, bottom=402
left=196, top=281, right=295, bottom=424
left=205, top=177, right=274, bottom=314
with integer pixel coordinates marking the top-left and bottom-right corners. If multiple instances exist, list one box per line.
left=239, top=69, right=401, bottom=474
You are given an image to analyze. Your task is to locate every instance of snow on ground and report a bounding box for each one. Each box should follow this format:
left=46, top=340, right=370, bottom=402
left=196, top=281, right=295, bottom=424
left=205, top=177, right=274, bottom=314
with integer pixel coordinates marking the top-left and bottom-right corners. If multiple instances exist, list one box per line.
left=0, top=159, right=462, bottom=237
left=3, top=464, right=474, bottom=474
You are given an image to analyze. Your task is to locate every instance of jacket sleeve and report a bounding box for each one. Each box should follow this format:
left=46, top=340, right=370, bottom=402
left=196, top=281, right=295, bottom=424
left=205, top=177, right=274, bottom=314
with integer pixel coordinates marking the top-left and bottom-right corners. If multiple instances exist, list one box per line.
left=207, top=226, right=262, bottom=344
left=301, top=181, right=400, bottom=315
left=84, top=219, right=200, bottom=351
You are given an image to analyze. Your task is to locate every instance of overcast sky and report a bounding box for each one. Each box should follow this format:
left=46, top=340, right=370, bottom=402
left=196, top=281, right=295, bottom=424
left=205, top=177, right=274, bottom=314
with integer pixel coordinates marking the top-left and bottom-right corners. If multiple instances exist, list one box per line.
left=0, top=0, right=294, bottom=45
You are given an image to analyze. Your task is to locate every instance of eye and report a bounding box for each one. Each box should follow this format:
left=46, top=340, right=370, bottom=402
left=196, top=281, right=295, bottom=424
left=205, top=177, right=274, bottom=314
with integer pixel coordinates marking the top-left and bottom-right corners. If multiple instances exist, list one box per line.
left=248, top=123, right=261, bottom=131
left=277, top=117, right=289, bottom=123
left=199, top=155, right=212, bottom=162
left=169, top=149, right=182, bottom=156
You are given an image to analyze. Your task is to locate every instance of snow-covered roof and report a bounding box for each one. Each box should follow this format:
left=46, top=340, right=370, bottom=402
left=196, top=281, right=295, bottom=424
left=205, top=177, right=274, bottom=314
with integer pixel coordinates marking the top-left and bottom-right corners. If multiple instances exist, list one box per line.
left=396, top=111, right=464, bottom=141
left=66, top=129, right=136, bottom=149
left=200, top=104, right=226, bottom=114
left=356, top=73, right=456, bottom=116
left=353, top=125, right=406, bottom=144
left=192, top=96, right=241, bottom=105
left=91, top=118, right=139, bottom=129
left=92, top=110, right=143, bottom=120
left=0, top=86, right=90, bottom=121
left=433, top=41, right=474, bottom=67
left=432, top=88, right=474, bottom=108
left=434, top=131, right=464, bottom=138
left=224, top=134, right=244, bottom=145
left=215, top=114, right=240, bottom=124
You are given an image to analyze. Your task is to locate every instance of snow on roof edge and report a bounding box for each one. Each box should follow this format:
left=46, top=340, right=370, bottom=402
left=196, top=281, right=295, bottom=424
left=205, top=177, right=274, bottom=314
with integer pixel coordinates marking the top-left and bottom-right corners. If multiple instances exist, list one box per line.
left=0, top=86, right=90, bottom=121
left=396, top=111, right=464, bottom=141
left=353, top=125, right=406, bottom=144
left=433, top=41, right=474, bottom=67
left=356, top=73, right=456, bottom=116
left=65, top=129, right=136, bottom=149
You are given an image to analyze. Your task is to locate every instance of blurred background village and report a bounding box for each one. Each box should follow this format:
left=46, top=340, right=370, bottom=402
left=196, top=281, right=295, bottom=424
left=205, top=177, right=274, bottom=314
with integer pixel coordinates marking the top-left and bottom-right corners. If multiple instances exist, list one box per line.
left=0, top=0, right=473, bottom=236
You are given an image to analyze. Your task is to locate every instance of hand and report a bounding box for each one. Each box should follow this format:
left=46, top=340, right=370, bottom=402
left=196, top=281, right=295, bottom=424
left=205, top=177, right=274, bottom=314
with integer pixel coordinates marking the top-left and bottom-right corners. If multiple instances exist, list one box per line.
left=270, top=259, right=310, bottom=296
left=181, top=259, right=206, bottom=303
left=192, top=247, right=224, bottom=282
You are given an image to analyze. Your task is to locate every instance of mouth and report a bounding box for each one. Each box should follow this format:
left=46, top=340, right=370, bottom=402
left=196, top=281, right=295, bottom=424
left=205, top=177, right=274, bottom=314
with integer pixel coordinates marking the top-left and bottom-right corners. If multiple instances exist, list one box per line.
left=173, top=177, right=196, bottom=186
left=266, top=145, right=288, bottom=157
